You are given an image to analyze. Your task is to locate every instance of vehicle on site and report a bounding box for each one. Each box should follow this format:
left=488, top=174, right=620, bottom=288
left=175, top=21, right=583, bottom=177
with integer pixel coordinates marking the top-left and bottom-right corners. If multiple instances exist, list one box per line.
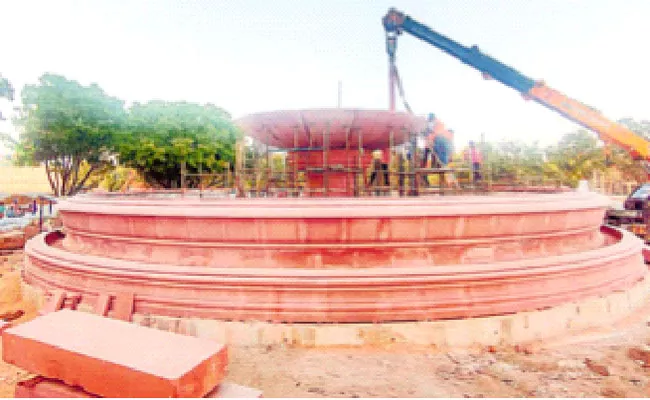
left=382, top=8, right=650, bottom=240
left=604, top=183, right=650, bottom=238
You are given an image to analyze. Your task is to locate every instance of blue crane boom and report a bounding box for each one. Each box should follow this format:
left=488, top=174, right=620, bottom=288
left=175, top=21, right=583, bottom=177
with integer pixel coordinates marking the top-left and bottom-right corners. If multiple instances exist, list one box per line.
left=382, top=8, right=650, bottom=161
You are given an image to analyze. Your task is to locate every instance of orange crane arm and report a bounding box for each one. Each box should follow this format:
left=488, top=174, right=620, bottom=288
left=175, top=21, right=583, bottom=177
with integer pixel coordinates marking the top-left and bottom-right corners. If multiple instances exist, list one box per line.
left=384, top=8, right=650, bottom=162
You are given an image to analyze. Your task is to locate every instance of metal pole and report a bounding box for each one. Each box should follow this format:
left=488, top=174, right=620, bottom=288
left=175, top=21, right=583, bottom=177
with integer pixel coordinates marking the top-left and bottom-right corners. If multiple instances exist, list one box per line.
left=338, top=80, right=342, bottom=108
left=345, top=125, right=351, bottom=196
left=389, top=64, right=396, bottom=112
left=359, top=123, right=364, bottom=195
left=322, top=122, right=330, bottom=197
left=266, top=127, right=271, bottom=197
left=389, top=130, right=394, bottom=195
left=39, top=199, right=43, bottom=233
left=293, top=126, right=298, bottom=196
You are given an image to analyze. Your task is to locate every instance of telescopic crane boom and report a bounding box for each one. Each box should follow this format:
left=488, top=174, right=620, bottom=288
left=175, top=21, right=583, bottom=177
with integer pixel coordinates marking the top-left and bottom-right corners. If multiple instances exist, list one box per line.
left=382, top=8, right=650, bottom=163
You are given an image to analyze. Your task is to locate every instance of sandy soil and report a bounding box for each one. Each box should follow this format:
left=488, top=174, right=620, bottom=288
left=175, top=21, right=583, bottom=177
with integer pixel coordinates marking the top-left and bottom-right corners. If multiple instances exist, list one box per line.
left=1, top=249, right=650, bottom=398
left=224, top=330, right=650, bottom=398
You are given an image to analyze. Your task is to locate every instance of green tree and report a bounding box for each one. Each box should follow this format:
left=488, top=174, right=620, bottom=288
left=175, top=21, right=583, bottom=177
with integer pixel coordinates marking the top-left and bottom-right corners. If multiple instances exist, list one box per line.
left=16, top=74, right=125, bottom=196
left=0, top=74, right=14, bottom=101
left=0, top=132, right=38, bottom=166
left=117, top=101, right=240, bottom=188
left=600, top=118, right=650, bottom=184
left=482, top=140, right=545, bottom=182
left=0, top=74, right=16, bottom=154
left=545, top=130, right=605, bottom=187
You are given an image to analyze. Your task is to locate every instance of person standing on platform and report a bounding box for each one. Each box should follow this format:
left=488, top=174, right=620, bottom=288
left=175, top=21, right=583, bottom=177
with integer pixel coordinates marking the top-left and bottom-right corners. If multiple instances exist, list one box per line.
left=369, top=150, right=389, bottom=194
left=465, top=140, right=483, bottom=182
left=380, top=148, right=390, bottom=189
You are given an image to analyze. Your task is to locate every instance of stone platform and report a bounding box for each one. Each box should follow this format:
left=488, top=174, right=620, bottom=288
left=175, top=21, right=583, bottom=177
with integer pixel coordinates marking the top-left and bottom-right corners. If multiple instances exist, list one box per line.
left=128, top=274, right=650, bottom=347
left=22, top=192, right=648, bottom=324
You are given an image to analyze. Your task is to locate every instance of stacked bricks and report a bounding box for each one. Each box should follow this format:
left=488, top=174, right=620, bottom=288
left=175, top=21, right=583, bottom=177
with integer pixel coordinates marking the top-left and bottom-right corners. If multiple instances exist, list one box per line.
left=2, top=310, right=261, bottom=398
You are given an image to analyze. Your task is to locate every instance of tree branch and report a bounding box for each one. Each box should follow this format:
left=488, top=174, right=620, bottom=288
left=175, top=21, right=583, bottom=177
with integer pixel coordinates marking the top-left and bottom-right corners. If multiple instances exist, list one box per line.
left=44, top=159, right=57, bottom=196
left=69, top=163, right=97, bottom=195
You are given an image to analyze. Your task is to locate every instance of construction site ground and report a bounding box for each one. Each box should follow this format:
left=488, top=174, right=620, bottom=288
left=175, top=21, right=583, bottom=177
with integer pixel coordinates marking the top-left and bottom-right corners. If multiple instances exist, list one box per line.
left=2, top=250, right=650, bottom=398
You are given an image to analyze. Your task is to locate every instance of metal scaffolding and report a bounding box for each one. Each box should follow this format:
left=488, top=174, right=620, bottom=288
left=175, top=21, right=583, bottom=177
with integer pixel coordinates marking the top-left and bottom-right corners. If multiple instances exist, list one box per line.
left=231, top=124, right=478, bottom=198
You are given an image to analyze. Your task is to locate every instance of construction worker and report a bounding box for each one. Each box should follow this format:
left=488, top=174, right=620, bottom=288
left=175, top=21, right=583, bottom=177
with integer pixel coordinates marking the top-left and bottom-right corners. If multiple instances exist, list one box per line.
left=369, top=150, right=389, bottom=194
left=464, top=140, right=483, bottom=182
left=396, top=148, right=407, bottom=196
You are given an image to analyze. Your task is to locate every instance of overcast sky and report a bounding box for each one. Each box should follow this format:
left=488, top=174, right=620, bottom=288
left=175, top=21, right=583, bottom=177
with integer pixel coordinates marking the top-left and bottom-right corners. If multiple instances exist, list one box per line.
left=2, top=0, right=649, bottom=154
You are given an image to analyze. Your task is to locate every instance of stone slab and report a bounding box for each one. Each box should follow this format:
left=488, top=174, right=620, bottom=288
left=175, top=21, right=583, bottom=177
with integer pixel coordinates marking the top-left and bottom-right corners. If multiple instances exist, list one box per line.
left=93, top=293, right=111, bottom=317
left=15, top=376, right=97, bottom=398
left=3, top=310, right=228, bottom=398
left=111, top=292, right=134, bottom=322
left=15, top=377, right=262, bottom=398
left=38, top=290, right=65, bottom=315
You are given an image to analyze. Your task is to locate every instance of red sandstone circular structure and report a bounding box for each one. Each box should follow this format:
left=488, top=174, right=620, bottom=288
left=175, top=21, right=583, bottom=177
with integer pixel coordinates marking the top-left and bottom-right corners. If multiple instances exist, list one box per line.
left=24, top=191, right=647, bottom=323
left=20, top=109, right=650, bottom=343
left=237, top=109, right=428, bottom=149
left=236, top=109, right=430, bottom=197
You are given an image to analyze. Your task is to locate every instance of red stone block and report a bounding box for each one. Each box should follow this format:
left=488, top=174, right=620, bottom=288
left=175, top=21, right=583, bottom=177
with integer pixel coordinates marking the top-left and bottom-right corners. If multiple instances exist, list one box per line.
left=3, top=310, right=228, bottom=398
left=15, top=376, right=96, bottom=398
left=206, top=382, right=263, bottom=398
left=39, top=290, right=66, bottom=315
left=93, top=293, right=111, bottom=317
left=15, top=377, right=263, bottom=399
left=63, top=293, right=82, bottom=310
left=111, top=292, right=134, bottom=322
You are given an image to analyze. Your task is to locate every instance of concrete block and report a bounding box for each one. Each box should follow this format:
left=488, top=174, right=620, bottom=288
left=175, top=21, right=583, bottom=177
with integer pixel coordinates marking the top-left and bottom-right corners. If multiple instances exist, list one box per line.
left=226, top=322, right=259, bottom=346
left=3, top=310, right=228, bottom=398
left=192, top=318, right=229, bottom=343
left=314, top=325, right=364, bottom=347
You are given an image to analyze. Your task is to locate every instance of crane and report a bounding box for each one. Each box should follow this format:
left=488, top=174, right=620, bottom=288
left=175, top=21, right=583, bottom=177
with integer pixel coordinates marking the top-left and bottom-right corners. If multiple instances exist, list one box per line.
left=382, top=8, right=650, bottom=164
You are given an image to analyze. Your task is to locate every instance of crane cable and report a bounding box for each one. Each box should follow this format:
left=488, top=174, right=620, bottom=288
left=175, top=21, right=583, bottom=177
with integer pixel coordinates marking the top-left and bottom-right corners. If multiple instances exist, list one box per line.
left=390, top=62, right=413, bottom=114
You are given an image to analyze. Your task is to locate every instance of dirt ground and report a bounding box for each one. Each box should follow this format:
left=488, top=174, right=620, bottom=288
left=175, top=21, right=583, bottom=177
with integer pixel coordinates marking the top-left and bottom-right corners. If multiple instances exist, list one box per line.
left=2, top=250, right=650, bottom=398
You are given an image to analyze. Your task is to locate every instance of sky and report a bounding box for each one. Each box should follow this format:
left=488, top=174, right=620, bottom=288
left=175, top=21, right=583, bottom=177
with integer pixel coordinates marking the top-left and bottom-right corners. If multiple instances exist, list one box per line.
left=2, top=0, right=650, bottom=154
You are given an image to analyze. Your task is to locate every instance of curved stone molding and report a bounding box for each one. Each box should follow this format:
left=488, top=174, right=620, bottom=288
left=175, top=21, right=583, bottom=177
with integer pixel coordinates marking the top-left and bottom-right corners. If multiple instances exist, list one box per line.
left=58, top=192, right=610, bottom=267
left=128, top=275, right=650, bottom=347
left=24, top=226, right=646, bottom=323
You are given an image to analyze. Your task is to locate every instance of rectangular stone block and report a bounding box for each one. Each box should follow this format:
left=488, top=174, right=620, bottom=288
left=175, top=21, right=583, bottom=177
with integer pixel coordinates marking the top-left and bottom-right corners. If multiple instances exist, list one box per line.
left=3, top=310, right=228, bottom=398
left=39, top=290, right=65, bottom=315
left=111, top=292, right=134, bottom=322
left=93, top=293, right=111, bottom=317
left=16, top=377, right=262, bottom=398
left=15, top=376, right=96, bottom=398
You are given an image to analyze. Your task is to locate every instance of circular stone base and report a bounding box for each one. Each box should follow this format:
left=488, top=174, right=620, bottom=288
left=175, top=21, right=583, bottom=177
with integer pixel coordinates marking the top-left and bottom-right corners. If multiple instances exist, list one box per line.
left=102, top=273, right=649, bottom=348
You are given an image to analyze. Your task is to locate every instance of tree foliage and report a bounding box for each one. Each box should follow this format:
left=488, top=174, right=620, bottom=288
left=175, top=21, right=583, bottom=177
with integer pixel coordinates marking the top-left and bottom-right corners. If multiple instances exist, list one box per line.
left=594, top=118, right=650, bottom=184
left=544, top=131, right=605, bottom=187
left=17, top=74, right=125, bottom=196
left=0, top=75, right=14, bottom=101
left=479, top=118, right=650, bottom=188
left=117, top=101, right=241, bottom=188
left=482, top=140, right=545, bottom=182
